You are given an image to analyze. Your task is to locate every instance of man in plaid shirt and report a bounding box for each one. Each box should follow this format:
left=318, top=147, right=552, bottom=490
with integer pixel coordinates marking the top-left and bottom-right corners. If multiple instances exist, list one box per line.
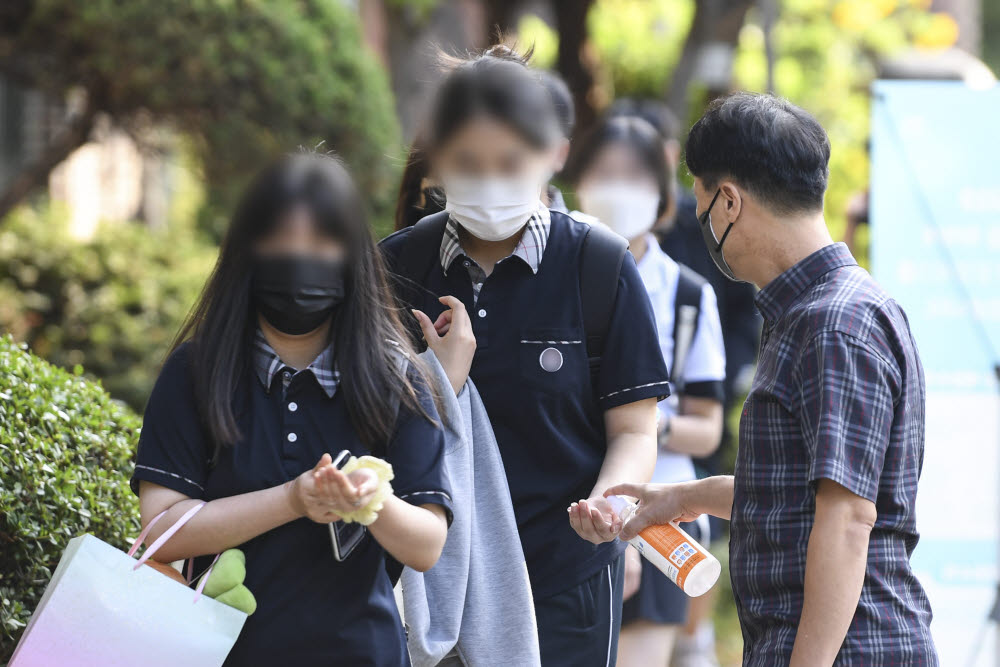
left=607, top=93, right=937, bottom=666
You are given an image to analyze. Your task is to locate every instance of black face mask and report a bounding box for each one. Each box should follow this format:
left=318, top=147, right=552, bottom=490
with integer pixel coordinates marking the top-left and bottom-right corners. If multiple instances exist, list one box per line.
left=252, top=255, right=346, bottom=335
left=698, top=188, right=745, bottom=283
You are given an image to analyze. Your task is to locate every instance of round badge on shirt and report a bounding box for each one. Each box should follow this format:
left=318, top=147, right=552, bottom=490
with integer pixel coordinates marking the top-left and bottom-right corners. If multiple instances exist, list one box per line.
left=539, top=347, right=564, bottom=373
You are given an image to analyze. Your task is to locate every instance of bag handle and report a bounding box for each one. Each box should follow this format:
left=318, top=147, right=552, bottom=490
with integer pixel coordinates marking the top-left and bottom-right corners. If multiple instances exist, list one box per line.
left=191, top=553, right=221, bottom=602
left=130, top=502, right=205, bottom=569
left=127, top=509, right=168, bottom=558
left=127, top=502, right=224, bottom=603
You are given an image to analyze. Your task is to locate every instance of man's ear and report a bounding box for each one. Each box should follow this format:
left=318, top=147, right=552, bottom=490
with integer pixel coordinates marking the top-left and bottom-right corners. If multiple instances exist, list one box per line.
left=720, top=182, right=743, bottom=223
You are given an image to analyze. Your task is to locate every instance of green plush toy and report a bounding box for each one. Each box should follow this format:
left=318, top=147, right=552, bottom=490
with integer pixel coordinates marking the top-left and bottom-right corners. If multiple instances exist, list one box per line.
left=199, top=549, right=257, bottom=615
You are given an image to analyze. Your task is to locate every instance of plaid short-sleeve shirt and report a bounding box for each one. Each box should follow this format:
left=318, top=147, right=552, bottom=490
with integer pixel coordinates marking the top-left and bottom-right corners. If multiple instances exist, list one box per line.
left=732, top=243, right=937, bottom=665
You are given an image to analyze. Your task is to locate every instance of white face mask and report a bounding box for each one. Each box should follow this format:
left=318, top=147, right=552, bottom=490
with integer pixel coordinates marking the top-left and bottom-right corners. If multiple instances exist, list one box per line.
left=578, top=181, right=660, bottom=241
left=442, top=174, right=543, bottom=242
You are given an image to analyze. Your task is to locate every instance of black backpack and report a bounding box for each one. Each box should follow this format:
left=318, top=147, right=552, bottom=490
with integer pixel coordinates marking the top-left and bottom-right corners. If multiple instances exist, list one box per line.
left=388, top=211, right=628, bottom=389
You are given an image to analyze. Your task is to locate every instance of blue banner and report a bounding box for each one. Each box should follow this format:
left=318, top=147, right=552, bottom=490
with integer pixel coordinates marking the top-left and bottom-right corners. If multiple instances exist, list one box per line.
left=871, top=79, right=1000, bottom=667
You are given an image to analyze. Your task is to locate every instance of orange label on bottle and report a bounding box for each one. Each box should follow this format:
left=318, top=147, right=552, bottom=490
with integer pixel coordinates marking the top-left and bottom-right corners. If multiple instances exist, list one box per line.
left=637, top=522, right=706, bottom=590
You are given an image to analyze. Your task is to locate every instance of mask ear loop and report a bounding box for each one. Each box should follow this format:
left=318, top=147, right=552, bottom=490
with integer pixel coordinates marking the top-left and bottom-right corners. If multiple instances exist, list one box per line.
left=699, top=188, right=725, bottom=249
left=716, top=220, right=735, bottom=250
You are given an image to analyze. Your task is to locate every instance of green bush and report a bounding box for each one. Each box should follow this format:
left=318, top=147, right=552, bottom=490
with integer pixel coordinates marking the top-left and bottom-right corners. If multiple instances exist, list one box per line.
left=0, top=335, right=141, bottom=661
left=0, top=206, right=216, bottom=411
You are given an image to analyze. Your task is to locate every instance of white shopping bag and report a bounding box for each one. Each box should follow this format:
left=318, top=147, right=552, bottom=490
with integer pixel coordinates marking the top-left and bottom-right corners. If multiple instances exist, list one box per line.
left=10, top=503, right=247, bottom=667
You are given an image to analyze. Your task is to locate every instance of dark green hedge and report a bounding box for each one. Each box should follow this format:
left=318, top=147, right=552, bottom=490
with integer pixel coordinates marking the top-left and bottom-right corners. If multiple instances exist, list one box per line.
left=0, top=335, right=141, bottom=661
left=0, top=206, right=216, bottom=411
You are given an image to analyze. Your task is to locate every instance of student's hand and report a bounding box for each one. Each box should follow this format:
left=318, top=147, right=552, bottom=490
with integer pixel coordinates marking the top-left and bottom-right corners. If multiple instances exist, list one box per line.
left=622, top=545, right=642, bottom=601
left=568, top=496, right=622, bottom=544
left=413, top=296, right=476, bottom=395
left=314, top=463, right=379, bottom=516
left=603, top=482, right=702, bottom=541
left=290, top=454, right=377, bottom=523
left=290, top=454, right=338, bottom=522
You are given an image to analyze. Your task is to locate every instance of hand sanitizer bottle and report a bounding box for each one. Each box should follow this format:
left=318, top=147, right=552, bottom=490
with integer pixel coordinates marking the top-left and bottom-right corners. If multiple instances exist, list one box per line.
left=606, top=495, right=721, bottom=597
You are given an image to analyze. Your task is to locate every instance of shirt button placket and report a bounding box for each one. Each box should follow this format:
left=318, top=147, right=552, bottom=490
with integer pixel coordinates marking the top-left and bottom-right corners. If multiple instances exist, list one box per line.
left=472, top=295, right=489, bottom=349
left=281, top=369, right=301, bottom=457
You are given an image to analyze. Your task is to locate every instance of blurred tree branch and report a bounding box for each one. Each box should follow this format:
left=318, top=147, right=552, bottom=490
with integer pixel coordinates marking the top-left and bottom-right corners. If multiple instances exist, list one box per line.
left=366, top=0, right=485, bottom=143
left=0, top=98, right=96, bottom=220
left=665, top=0, right=755, bottom=117
left=553, top=0, right=598, bottom=134
left=0, top=0, right=401, bottom=232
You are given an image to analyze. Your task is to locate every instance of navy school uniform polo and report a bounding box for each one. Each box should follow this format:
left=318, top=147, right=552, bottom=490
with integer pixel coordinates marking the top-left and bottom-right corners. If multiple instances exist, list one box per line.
left=380, top=209, right=670, bottom=598
left=130, top=341, right=452, bottom=666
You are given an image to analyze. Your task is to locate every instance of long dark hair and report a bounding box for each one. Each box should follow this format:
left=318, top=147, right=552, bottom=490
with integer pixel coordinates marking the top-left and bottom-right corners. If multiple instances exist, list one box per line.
left=393, top=134, right=444, bottom=231
left=567, top=114, right=673, bottom=219
left=173, top=153, right=438, bottom=457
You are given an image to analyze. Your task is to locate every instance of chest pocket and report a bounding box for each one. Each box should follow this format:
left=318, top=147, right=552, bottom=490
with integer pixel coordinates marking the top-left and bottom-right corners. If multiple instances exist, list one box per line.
left=519, top=328, right=588, bottom=394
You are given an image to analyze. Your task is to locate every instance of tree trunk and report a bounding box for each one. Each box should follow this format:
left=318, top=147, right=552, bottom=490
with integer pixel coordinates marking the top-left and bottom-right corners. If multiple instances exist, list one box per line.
left=553, top=0, right=598, bottom=136
left=361, top=0, right=486, bottom=143
left=483, top=0, right=521, bottom=41
left=760, top=0, right=778, bottom=94
left=932, top=0, right=981, bottom=55
left=0, top=103, right=96, bottom=222
left=665, top=0, right=755, bottom=119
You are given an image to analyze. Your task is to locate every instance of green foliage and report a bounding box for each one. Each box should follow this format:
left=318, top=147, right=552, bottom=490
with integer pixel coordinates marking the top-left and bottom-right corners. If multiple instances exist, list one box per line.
left=517, top=14, right=558, bottom=69
left=0, top=335, right=141, bottom=660
left=1, top=0, right=402, bottom=233
left=587, top=0, right=694, bottom=100
left=731, top=0, right=936, bottom=265
left=519, top=0, right=940, bottom=266
left=518, top=0, right=693, bottom=106
left=0, top=206, right=216, bottom=410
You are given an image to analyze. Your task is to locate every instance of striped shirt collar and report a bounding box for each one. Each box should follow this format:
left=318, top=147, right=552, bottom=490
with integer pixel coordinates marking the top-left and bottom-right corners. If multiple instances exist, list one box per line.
left=439, top=203, right=551, bottom=276
left=252, top=329, right=340, bottom=398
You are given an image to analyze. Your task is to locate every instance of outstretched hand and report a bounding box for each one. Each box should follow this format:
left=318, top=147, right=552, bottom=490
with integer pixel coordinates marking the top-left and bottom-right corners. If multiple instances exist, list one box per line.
left=603, top=482, right=702, bottom=541
left=568, top=496, right=623, bottom=544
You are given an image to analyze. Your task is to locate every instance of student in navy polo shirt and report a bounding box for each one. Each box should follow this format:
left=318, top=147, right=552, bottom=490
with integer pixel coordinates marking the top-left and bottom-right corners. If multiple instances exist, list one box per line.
left=131, top=153, right=452, bottom=667
left=380, top=45, right=670, bottom=666
left=607, top=94, right=937, bottom=666
left=570, top=115, right=726, bottom=667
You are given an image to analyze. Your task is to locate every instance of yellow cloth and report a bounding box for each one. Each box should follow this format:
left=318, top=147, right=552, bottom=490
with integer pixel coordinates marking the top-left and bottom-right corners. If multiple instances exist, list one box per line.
left=337, top=455, right=395, bottom=525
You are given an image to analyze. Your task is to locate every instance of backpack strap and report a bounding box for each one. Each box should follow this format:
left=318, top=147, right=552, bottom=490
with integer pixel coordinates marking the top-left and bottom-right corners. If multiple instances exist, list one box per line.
left=386, top=212, right=450, bottom=347
left=670, top=263, right=706, bottom=391
left=579, top=223, right=629, bottom=388
left=392, top=211, right=451, bottom=299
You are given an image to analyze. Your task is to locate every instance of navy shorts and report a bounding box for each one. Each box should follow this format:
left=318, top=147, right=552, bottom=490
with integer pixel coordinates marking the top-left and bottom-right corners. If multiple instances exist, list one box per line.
left=621, top=518, right=707, bottom=626
left=534, top=554, right=626, bottom=666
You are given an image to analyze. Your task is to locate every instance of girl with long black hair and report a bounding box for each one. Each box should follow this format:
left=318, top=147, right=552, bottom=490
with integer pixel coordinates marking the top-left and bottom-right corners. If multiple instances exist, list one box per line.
left=380, top=45, right=670, bottom=666
left=131, top=153, right=452, bottom=666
